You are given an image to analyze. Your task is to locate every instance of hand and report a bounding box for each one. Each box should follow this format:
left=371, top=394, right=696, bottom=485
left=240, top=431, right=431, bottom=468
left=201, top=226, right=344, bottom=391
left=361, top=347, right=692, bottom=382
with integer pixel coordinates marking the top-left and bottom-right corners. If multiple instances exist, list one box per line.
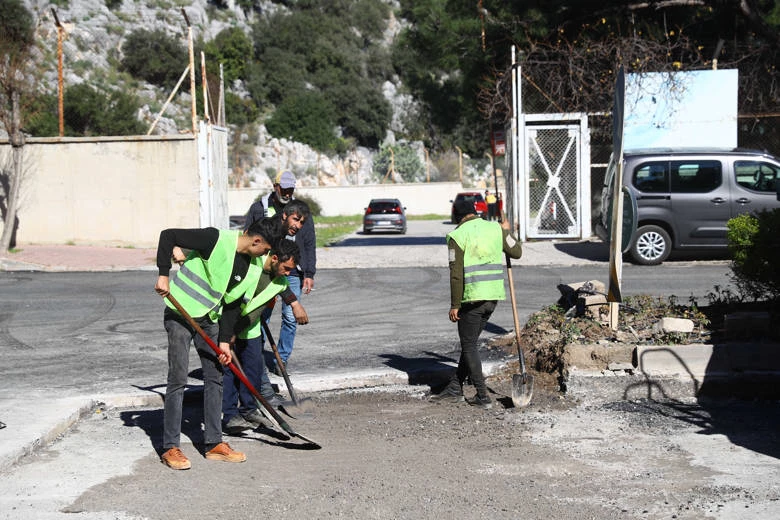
left=290, top=301, right=309, bottom=325
left=218, top=342, right=232, bottom=365
left=172, top=246, right=187, bottom=265
left=302, top=277, right=314, bottom=295
left=499, top=217, right=510, bottom=231
left=155, top=276, right=170, bottom=297
left=449, top=308, right=460, bottom=322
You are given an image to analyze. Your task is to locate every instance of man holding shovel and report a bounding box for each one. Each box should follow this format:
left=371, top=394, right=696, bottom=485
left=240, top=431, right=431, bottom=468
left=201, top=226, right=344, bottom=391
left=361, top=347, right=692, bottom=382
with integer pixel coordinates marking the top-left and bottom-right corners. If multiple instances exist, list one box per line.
left=430, top=199, right=522, bottom=409
left=154, top=218, right=280, bottom=470
left=218, top=239, right=307, bottom=433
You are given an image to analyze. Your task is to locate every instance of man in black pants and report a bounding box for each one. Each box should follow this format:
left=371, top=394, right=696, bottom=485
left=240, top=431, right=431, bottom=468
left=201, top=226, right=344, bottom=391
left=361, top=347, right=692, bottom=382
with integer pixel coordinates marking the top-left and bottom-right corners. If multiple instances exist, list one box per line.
left=430, top=199, right=522, bottom=409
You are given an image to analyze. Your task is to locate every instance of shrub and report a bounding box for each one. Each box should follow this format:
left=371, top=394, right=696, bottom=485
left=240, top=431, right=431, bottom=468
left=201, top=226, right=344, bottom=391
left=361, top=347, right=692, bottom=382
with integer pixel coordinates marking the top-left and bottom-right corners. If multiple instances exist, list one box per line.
left=294, top=193, right=322, bottom=217
left=265, top=92, right=337, bottom=152
left=120, top=29, right=187, bottom=89
left=727, top=210, right=780, bottom=300
left=372, top=145, right=424, bottom=182
left=63, top=84, right=144, bottom=136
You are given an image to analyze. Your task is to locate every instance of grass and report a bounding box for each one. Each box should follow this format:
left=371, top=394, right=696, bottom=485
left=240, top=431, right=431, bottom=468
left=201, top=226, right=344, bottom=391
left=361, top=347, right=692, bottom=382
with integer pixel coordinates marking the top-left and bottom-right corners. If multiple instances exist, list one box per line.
left=314, top=214, right=448, bottom=247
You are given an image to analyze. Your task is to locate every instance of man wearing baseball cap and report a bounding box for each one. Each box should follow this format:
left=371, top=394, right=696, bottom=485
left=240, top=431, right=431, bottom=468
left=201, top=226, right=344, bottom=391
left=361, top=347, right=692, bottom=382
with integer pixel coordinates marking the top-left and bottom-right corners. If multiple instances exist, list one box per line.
left=244, top=170, right=317, bottom=376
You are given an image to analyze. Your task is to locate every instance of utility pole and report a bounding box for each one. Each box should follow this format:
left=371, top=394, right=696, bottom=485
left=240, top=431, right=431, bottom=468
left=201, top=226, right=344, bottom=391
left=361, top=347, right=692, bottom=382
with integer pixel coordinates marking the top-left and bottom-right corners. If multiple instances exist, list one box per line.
left=181, top=8, right=197, bottom=134
left=51, top=9, right=64, bottom=137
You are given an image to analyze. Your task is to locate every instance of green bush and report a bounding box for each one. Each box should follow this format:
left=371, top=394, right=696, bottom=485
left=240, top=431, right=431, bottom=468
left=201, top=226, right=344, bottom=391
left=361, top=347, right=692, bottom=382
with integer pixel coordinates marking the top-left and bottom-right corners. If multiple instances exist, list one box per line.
left=63, top=84, right=145, bottom=136
left=294, top=193, right=322, bottom=217
left=372, top=145, right=424, bottom=182
left=265, top=92, right=338, bottom=152
left=120, top=29, right=187, bottom=89
left=727, top=210, right=780, bottom=301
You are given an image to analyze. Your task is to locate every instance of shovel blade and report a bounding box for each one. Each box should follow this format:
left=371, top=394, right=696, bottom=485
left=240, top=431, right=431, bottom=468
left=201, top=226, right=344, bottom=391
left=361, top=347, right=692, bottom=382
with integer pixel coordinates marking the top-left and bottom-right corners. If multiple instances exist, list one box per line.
left=511, top=373, right=534, bottom=407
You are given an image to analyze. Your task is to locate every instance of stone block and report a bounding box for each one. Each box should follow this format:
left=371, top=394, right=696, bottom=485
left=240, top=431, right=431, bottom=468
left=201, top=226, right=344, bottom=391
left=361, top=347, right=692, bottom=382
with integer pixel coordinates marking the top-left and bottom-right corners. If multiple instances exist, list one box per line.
left=652, top=317, right=694, bottom=335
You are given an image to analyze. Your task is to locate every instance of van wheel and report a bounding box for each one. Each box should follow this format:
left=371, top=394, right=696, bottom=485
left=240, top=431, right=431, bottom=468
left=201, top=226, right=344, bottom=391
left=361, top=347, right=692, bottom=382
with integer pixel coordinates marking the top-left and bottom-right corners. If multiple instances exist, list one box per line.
left=630, top=225, right=671, bottom=265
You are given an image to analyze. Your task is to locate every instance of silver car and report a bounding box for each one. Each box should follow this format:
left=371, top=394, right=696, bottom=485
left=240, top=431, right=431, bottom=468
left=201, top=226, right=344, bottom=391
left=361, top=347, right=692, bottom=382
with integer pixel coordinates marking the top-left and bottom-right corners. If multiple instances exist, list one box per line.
left=363, top=198, right=407, bottom=234
left=597, top=148, right=780, bottom=265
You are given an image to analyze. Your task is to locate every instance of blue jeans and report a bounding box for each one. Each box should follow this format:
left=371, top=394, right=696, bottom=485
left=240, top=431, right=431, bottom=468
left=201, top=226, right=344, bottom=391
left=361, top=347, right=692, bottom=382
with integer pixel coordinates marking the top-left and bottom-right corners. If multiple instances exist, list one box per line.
left=447, top=300, right=497, bottom=397
left=263, top=274, right=302, bottom=367
left=222, top=337, right=274, bottom=422
left=162, top=308, right=223, bottom=449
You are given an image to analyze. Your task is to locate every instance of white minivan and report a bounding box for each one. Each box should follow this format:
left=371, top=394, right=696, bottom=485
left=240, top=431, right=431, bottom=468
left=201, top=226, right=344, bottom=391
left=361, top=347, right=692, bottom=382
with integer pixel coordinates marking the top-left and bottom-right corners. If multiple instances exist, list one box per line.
left=597, top=148, right=780, bottom=265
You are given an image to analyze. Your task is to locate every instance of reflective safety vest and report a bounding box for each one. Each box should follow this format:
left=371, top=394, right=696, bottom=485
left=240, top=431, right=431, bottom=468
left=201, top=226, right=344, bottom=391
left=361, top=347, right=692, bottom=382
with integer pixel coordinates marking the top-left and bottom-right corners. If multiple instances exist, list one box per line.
left=447, top=218, right=505, bottom=303
left=165, top=230, right=249, bottom=320
left=237, top=256, right=289, bottom=339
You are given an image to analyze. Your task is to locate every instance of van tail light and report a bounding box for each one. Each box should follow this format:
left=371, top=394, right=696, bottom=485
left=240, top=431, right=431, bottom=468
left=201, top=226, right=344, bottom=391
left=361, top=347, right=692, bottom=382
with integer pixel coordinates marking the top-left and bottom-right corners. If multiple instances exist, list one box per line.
left=394, top=207, right=402, bottom=214
left=365, top=207, right=372, bottom=214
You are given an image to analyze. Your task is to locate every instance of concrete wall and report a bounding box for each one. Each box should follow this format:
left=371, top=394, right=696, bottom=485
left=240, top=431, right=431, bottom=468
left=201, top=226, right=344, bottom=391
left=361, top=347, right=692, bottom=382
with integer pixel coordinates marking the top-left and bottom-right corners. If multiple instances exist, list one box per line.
left=1, top=135, right=200, bottom=248
left=228, top=182, right=466, bottom=217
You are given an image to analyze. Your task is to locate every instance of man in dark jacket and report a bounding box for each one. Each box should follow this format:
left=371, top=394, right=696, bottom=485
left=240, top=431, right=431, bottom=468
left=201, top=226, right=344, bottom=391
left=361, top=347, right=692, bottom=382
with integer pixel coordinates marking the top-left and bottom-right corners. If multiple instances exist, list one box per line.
left=244, top=171, right=317, bottom=375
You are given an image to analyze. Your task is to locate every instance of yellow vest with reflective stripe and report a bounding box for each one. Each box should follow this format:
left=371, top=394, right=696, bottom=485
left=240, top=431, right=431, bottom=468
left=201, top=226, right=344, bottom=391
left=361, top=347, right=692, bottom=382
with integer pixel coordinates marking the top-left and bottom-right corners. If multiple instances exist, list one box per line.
left=165, top=230, right=241, bottom=319
left=237, top=256, right=289, bottom=339
left=447, top=218, right=505, bottom=302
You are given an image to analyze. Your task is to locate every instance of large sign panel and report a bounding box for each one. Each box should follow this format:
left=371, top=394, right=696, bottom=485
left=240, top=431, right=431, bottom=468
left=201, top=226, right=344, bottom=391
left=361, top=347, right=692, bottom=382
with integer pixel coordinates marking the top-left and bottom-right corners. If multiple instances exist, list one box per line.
left=624, top=69, right=738, bottom=150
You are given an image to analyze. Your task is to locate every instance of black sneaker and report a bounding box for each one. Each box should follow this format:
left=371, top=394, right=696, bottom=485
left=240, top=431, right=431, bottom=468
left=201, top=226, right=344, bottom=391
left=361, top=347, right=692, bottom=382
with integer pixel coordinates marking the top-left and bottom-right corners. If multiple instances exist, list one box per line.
left=262, top=393, right=285, bottom=407
left=223, top=415, right=253, bottom=435
left=429, top=387, right=464, bottom=403
left=466, top=394, right=493, bottom=410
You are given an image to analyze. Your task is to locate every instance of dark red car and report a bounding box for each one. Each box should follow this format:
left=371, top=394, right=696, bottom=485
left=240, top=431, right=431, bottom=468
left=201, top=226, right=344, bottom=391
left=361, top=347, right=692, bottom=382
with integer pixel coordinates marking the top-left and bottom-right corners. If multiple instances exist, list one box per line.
left=450, top=192, right=487, bottom=223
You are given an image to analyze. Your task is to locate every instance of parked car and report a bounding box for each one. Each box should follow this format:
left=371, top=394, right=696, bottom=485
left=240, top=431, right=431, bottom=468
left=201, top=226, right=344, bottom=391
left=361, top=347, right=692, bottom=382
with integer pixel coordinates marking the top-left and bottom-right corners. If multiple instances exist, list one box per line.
left=450, top=192, right=488, bottom=223
left=363, top=198, right=407, bottom=234
left=596, top=148, right=780, bottom=265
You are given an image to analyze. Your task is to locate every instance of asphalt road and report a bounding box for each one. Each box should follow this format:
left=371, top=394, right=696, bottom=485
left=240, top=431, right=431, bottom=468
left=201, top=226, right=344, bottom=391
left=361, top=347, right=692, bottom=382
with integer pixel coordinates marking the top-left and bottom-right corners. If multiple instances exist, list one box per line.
left=0, top=262, right=730, bottom=398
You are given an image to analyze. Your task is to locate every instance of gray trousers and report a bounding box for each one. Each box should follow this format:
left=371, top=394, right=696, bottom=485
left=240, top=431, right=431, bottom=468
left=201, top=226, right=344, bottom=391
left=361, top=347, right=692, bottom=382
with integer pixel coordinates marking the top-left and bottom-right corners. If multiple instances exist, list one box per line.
left=162, top=308, right=224, bottom=450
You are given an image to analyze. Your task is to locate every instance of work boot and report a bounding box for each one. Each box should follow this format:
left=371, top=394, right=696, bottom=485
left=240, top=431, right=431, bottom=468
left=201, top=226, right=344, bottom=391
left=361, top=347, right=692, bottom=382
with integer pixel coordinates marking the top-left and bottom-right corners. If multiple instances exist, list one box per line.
left=429, top=386, right=464, bottom=403
left=242, top=409, right=271, bottom=429
left=465, top=394, right=493, bottom=410
left=205, top=442, right=246, bottom=463
left=161, top=447, right=191, bottom=470
left=223, top=415, right=253, bottom=435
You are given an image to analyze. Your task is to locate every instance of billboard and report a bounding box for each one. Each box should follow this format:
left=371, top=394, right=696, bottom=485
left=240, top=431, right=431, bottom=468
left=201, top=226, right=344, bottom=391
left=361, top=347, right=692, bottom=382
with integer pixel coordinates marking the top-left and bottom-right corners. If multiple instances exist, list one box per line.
left=624, top=69, right=738, bottom=150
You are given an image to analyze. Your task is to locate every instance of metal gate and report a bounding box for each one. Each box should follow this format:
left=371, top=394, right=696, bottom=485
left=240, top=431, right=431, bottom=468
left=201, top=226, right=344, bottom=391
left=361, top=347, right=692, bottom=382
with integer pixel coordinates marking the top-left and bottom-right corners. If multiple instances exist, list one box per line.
left=198, top=121, right=230, bottom=228
left=507, top=113, right=591, bottom=241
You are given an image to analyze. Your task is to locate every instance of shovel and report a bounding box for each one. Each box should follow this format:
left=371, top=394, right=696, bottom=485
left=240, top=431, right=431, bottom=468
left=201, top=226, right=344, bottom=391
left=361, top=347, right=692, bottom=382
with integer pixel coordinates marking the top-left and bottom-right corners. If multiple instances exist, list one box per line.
left=164, top=293, right=321, bottom=449
left=261, top=320, right=315, bottom=416
left=506, top=252, right=534, bottom=407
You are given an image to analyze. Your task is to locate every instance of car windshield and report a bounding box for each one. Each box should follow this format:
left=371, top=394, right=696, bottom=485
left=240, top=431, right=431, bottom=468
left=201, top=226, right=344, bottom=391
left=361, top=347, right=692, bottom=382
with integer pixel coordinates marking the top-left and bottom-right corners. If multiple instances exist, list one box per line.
left=369, top=202, right=400, bottom=214
left=460, top=194, right=483, bottom=203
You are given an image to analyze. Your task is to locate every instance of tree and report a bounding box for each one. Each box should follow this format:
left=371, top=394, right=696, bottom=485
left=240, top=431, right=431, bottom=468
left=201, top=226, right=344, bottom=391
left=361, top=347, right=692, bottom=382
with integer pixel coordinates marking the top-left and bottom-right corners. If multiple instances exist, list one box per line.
left=394, top=0, right=779, bottom=154
left=0, top=0, right=36, bottom=251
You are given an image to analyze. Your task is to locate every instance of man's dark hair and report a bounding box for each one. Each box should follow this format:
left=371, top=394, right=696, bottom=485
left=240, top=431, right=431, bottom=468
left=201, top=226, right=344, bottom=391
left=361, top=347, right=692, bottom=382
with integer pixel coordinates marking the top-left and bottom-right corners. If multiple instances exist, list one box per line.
left=246, top=217, right=282, bottom=245
left=282, top=199, right=311, bottom=221
left=274, top=238, right=300, bottom=265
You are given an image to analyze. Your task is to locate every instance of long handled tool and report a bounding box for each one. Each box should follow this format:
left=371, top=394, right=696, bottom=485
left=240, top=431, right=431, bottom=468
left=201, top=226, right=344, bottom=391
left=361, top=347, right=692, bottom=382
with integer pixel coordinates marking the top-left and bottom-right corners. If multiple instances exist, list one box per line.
left=164, top=293, right=321, bottom=449
left=262, top=319, right=300, bottom=405
left=506, top=253, right=534, bottom=407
